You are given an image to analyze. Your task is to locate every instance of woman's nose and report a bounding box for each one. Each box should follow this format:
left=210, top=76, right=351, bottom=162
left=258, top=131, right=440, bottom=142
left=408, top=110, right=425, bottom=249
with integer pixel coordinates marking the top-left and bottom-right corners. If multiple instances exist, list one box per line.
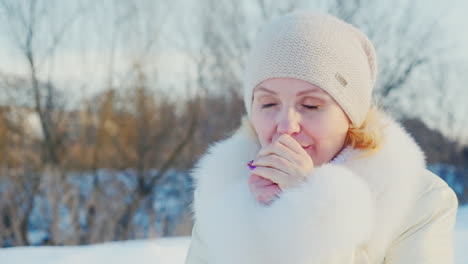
left=277, top=107, right=300, bottom=135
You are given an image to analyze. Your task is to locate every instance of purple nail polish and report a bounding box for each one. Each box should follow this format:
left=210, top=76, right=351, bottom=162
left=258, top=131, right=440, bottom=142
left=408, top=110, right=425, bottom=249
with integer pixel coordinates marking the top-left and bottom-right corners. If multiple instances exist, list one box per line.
left=248, top=160, right=256, bottom=170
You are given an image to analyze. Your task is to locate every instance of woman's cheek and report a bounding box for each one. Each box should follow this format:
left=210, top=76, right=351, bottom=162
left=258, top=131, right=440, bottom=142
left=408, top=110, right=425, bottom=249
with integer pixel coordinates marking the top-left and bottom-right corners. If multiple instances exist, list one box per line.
left=255, top=116, right=275, bottom=146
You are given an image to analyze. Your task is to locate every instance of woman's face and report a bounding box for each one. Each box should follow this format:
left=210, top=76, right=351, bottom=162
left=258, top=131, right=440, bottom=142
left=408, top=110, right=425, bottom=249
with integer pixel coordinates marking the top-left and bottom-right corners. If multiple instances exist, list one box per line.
left=251, top=77, right=350, bottom=166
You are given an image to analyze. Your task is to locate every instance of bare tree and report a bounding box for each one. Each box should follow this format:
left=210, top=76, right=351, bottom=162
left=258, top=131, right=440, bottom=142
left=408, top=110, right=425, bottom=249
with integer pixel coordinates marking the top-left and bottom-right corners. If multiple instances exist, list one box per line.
left=327, top=0, right=452, bottom=106
left=0, top=0, right=102, bottom=246
left=114, top=70, right=200, bottom=239
left=0, top=0, right=84, bottom=165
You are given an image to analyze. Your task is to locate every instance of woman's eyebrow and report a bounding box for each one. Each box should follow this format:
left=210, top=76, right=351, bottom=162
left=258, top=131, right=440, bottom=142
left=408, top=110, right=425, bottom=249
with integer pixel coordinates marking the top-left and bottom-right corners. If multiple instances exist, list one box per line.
left=296, top=88, right=323, bottom=96
left=254, top=86, right=325, bottom=97
left=254, top=87, right=277, bottom=94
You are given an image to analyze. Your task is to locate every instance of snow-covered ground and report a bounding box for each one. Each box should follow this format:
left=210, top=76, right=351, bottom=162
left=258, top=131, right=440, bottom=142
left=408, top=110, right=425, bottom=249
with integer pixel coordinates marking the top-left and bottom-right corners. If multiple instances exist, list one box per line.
left=0, top=237, right=191, bottom=264
left=1, top=206, right=467, bottom=264
left=455, top=205, right=468, bottom=264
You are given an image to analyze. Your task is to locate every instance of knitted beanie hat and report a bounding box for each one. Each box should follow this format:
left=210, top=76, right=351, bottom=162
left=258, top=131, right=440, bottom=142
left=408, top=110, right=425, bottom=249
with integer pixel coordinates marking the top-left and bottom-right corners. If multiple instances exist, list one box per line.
left=243, top=11, right=377, bottom=127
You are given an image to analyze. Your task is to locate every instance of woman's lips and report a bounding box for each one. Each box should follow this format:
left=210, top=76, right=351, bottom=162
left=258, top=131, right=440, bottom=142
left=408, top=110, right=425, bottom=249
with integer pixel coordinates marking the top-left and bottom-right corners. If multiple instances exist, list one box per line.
left=302, top=145, right=311, bottom=150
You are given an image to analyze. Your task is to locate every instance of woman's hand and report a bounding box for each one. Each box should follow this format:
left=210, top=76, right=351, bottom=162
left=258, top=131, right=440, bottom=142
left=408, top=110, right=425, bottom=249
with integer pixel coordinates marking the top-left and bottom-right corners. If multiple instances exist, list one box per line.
left=250, top=134, right=314, bottom=190
left=248, top=173, right=281, bottom=205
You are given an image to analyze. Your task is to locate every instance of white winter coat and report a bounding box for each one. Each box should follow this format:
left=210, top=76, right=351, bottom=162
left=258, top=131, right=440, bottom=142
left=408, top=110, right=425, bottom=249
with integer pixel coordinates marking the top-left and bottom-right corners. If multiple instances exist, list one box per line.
left=185, top=111, right=458, bottom=264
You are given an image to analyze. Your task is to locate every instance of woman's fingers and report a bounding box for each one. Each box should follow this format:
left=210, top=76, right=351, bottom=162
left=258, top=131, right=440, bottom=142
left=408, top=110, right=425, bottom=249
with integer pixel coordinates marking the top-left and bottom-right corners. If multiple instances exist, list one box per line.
left=256, top=184, right=281, bottom=204
left=248, top=174, right=275, bottom=187
left=277, top=134, right=308, bottom=156
left=248, top=174, right=281, bottom=205
left=256, top=140, right=299, bottom=164
left=252, top=154, right=293, bottom=176
left=249, top=134, right=314, bottom=191
left=250, top=166, right=288, bottom=188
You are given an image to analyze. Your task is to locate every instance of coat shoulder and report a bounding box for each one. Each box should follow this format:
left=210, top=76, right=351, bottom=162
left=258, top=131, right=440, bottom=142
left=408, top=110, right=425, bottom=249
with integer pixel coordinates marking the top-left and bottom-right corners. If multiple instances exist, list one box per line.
left=391, top=168, right=458, bottom=244
left=415, top=169, right=457, bottom=201
left=384, top=169, right=458, bottom=263
left=404, top=168, right=458, bottom=229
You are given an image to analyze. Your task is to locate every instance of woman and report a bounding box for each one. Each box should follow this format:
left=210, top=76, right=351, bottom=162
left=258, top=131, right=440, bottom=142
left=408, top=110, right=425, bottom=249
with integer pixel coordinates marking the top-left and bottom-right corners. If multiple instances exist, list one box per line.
left=185, top=11, right=458, bottom=264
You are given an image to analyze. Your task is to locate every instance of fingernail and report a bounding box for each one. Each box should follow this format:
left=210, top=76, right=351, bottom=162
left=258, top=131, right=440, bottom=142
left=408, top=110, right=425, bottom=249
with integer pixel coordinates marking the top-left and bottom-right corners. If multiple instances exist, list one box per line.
left=247, top=160, right=256, bottom=170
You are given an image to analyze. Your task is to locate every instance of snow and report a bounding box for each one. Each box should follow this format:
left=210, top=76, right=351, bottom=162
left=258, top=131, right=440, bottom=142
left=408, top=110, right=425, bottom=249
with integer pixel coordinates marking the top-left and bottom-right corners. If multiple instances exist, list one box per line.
left=1, top=206, right=467, bottom=264
left=455, top=205, right=468, bottom=264
left=0, top=237, right=190, bottom=264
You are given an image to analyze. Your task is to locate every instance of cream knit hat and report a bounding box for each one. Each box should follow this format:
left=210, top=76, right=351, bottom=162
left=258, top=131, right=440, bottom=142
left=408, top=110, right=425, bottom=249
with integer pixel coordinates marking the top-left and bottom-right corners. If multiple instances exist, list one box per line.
left=243, top=11, right=377, bottom=127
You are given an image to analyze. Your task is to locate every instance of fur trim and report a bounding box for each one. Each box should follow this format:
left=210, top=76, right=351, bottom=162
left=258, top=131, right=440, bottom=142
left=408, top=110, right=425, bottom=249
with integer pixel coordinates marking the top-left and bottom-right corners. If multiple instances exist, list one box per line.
left=253, top=164, right=374, bottom=263
left=191, top=111, right=426, bottom=263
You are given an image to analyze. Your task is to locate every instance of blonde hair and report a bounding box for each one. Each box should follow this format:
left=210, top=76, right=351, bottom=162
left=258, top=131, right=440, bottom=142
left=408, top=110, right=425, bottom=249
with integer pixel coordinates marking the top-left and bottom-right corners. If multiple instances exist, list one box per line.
left=346, top=106, right=383, bottom=155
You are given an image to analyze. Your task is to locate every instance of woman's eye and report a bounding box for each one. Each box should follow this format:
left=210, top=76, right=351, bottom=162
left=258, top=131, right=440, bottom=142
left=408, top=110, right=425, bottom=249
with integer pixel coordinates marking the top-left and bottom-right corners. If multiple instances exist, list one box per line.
left=261, top=103, right=276, bottom=109
left=303, top=105, right=319, bottom=110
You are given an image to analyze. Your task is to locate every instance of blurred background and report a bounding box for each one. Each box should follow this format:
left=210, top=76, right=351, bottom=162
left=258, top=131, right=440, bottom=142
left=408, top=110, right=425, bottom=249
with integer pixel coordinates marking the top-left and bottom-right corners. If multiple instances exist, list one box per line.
left=0, top=0, right=467, bottom=248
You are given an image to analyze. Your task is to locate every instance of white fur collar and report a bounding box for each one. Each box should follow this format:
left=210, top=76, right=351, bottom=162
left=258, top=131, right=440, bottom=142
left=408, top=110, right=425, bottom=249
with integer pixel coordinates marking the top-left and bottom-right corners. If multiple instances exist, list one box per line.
left=191, top=111, right=425, bottom=264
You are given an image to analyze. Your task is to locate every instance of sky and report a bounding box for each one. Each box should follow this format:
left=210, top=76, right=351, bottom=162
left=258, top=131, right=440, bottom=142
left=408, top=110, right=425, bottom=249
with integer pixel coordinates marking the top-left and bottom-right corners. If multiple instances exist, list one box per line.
left=0, top=0, right=467, bottom=142
left=1, top=0, right=467, bottom=92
